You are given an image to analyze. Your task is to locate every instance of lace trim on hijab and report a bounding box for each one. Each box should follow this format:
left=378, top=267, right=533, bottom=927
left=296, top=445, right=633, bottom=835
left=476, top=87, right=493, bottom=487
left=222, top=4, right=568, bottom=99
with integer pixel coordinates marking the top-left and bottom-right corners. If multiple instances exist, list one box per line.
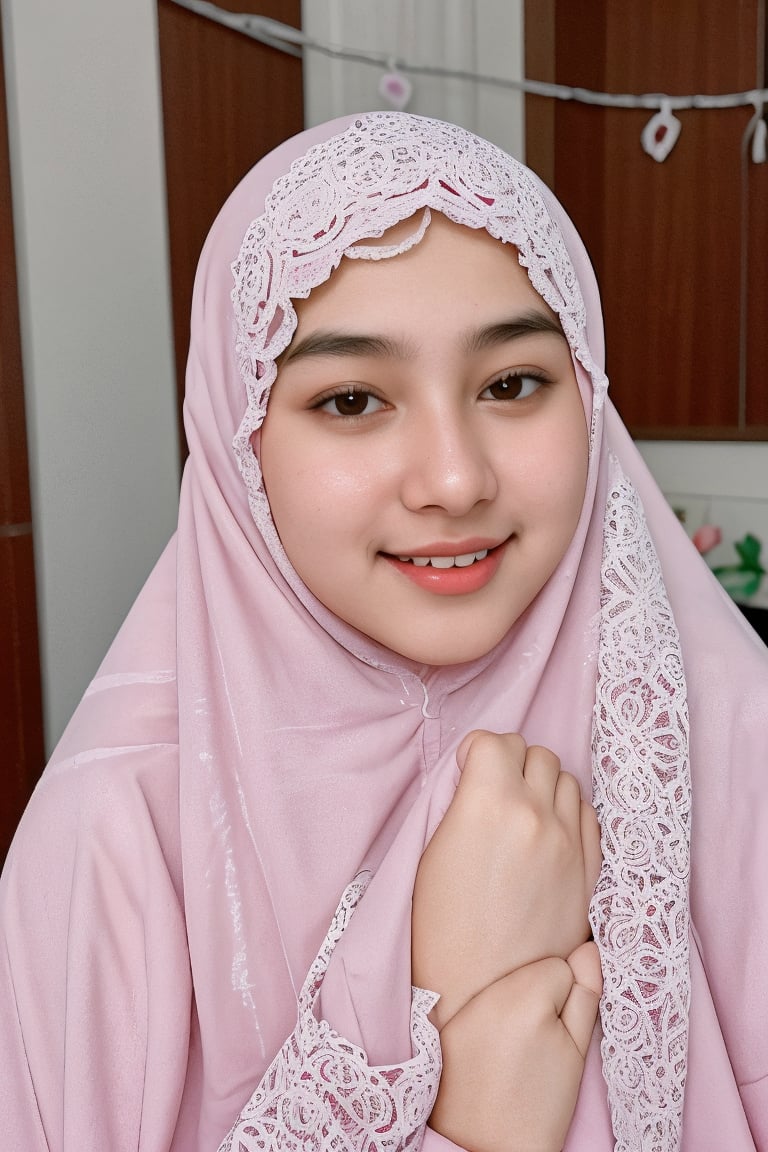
left=229, top=111, right=608, bottom=539
left=216, top=874, right=441, bottom=1152
left=345, top=206, right=433, bottom=259
left=590, top=458, right=691, bottom=1152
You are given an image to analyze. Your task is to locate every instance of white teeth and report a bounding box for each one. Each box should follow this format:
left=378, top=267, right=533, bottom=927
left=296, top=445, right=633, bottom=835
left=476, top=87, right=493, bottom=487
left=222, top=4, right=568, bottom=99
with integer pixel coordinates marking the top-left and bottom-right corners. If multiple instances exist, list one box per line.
left=396, top=549, right=490, bottom=568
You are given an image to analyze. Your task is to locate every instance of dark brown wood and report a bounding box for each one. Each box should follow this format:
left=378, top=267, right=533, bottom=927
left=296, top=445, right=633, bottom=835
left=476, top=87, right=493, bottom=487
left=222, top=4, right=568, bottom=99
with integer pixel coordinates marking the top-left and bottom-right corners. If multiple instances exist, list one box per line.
left=523, top=0, right=556, bottom=188
left=0, top=15, right=45, bottom=862
left=526, top=0, right=766, bottom=439
left=754, top=25, right=768, bottom=425
left=156, top=0, right=304, bottom=458
left=746, top=154, right=768, bottom=426
left=0, top=536, right=45, bottom=862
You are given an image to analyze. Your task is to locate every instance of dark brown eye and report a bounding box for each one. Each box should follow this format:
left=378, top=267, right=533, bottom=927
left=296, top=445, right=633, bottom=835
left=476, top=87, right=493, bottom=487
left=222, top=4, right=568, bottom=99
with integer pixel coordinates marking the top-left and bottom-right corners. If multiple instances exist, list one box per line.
left=483, top=373, right=543, bottom=401
left=319, top=390, right=384, bottom=417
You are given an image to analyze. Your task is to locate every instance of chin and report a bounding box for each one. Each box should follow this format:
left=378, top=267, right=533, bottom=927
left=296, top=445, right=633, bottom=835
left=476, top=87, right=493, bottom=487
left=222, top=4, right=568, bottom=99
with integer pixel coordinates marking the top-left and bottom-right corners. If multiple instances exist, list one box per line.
left=385, top=627, right=510, bottom=668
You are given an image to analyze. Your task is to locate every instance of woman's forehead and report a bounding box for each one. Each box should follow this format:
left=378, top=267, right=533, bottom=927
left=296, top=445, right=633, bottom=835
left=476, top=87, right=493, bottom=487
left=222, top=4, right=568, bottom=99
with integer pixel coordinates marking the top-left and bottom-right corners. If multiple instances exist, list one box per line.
left=290, top=210, right=560, bottom=334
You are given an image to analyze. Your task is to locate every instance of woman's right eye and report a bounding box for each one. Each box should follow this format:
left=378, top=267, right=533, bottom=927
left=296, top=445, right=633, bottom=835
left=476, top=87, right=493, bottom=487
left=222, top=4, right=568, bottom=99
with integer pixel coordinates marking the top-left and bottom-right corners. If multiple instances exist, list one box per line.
left=316, top=389, right=385, bottom=417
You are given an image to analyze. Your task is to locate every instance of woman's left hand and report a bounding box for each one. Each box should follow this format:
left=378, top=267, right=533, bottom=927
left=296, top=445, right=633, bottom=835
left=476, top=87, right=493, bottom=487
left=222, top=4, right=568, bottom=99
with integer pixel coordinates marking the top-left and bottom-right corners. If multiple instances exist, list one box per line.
left=427, top=942, right=602, bottom=1152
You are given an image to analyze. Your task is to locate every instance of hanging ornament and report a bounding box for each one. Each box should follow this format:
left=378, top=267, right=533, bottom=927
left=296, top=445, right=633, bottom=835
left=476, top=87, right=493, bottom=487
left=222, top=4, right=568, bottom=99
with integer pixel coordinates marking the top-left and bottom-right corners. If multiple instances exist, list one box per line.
left=378, top=58, right=413, bottom=111
left=749, top=98, right=767, bottom=163
left=641, top=98, right=682, bottom=162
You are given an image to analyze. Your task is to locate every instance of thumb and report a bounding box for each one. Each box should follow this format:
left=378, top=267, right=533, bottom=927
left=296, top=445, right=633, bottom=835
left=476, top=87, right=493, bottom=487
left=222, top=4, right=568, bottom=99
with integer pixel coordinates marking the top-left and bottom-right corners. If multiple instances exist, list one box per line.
left=455, top=729, right=484, bottom=771
left=455, top=729, right=527, bottom=776
left=559, top=941, right=602, bottom=1059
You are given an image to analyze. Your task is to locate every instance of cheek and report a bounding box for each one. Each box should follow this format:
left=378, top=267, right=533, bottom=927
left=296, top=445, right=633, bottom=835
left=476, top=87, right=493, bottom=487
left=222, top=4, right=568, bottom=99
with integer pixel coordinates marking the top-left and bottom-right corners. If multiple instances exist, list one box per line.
left=521, top=403, right=589, bottom=539
left=552, top=385, right=590, bottom=493
left=261, top=426, right=383, bottom=554
left=555, top=420, right=589, bottom=501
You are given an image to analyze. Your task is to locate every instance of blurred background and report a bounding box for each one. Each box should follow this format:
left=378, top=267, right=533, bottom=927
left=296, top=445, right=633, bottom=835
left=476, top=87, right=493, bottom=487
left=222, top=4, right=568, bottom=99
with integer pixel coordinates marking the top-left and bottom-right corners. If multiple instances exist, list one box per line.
left=1, top=0, right=766, bottom=859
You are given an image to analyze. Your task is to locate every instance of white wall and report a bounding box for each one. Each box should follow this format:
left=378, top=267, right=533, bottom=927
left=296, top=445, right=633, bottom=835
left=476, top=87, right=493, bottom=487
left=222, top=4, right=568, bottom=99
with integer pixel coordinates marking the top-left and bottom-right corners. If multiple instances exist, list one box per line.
left=2, top=0, right=179, bottom=752
left=302, top=0, right=525, bottom=159
left=637, top=441, right=768, bottom=503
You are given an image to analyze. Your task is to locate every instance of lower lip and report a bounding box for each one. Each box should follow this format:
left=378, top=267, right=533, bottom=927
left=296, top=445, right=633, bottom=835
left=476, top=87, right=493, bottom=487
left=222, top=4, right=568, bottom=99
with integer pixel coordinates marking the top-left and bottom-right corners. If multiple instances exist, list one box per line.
left=383, top=543, right=507, bottom=596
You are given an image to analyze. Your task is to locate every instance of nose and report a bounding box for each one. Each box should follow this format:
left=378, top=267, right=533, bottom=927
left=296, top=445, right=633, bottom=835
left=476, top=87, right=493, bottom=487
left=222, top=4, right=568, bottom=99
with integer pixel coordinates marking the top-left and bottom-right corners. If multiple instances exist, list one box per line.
left=398, top=408, right=498, bottom=516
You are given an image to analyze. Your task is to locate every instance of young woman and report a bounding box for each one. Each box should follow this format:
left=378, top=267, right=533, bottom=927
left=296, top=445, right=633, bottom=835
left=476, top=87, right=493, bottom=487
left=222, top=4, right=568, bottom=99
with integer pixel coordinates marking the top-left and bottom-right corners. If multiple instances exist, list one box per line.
left=2, top=111, right=767, bottom=1152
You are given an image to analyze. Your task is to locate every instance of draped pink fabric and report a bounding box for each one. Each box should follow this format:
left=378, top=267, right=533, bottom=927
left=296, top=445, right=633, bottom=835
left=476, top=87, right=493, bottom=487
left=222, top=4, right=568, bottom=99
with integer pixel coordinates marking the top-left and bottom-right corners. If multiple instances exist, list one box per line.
left=1, top=112, right=767, bottom=1151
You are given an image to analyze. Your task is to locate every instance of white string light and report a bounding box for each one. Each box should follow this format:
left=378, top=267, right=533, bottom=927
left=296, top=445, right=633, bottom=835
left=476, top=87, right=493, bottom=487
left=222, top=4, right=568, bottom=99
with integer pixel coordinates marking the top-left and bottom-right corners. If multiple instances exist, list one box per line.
left=167, top=0, right=768, bottom=162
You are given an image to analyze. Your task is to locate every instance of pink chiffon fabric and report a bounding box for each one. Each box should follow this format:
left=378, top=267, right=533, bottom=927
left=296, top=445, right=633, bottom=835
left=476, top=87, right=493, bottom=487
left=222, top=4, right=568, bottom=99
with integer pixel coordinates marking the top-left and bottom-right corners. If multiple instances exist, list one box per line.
left=2, top=112, right=768, bottom=1152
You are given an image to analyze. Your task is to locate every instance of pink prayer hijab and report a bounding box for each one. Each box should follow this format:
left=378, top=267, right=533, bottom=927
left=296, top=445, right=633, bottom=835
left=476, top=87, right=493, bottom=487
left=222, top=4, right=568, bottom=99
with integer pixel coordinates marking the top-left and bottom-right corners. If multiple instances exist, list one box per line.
left=2, top=112, right=768, bottom=1152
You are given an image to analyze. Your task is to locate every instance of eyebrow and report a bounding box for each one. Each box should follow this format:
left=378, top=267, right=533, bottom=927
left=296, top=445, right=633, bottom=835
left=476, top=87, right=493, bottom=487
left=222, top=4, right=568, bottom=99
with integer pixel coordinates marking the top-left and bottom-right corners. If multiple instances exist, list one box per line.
left=280, top=308, right=565, bottom=367
left=462, top=310, right=566, bottom=354
left=280, top=331, right=416, bottom=366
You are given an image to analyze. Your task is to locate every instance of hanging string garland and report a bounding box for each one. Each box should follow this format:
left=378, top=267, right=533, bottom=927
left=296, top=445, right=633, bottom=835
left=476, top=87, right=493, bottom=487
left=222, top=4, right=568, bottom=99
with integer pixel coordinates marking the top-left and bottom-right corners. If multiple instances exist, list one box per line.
left=167, top=0, right=768, bottom=163
left=378, top=60, right=413, bottom=112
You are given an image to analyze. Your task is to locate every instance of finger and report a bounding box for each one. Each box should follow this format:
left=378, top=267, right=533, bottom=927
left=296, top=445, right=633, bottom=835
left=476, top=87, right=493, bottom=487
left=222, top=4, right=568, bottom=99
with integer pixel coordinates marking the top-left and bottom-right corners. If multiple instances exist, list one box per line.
left=455, top=728, right=485, bottom=771
left=567, top=940, right=603, bottom=997
left=491, top=957, right=574, bottom=1018
left=539, top=956, right=575, bottom=1017
left=456, top=730, right=527, bottom=792
left=560, top=942, right=602, bottom=1059
left=580, top=800, right=603, bottom=893
left=522, top=743, right=561, bottom=802
left=554, top=769, right=583, bottom=828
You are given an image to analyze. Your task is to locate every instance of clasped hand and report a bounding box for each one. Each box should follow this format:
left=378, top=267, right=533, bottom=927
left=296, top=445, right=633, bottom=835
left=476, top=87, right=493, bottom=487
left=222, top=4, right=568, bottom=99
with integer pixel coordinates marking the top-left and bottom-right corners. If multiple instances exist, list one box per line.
left=412, top=731, right=603, bottom=1152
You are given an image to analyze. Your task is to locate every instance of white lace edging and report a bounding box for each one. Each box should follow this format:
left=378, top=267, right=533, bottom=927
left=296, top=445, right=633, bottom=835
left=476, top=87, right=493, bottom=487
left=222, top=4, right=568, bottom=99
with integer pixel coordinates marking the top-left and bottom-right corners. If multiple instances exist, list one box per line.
left=216, top=875, right=442, bottom=1151
left=229, top=112, right=607, bottom=544
left=590, top=459, right=691, bottom=1152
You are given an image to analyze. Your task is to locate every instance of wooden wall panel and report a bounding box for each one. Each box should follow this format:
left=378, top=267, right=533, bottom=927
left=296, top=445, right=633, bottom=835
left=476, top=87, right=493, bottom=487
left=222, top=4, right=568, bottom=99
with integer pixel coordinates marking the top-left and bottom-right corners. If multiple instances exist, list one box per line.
left=157, top=0, right=304, bottom=456
left=0, top=16, right=45, bottom=862
left=746, top=156, right=768, bottom=427
left=523, top=0, right=556, bottom=188
left=526, top=0, right=767, bottom=439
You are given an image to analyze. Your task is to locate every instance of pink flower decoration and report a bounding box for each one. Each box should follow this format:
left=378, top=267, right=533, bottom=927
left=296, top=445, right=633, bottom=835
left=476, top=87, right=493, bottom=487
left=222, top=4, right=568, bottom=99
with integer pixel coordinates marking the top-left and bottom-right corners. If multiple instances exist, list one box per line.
left=378, top=70, right=413, bottom=111
left=692, top=524, right=722, bottom=555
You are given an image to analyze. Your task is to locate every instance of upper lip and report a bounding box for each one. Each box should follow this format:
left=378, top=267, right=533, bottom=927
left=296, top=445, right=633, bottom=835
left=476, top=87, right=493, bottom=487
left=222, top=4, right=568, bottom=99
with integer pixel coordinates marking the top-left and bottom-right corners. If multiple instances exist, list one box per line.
left=384, top=536, right=507, bottom=558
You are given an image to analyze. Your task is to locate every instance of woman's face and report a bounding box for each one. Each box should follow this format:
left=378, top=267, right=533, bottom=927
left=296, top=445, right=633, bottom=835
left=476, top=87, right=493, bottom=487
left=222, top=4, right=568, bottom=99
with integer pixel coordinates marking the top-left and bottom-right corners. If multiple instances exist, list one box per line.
left=260, top=213, right=589, bottom=665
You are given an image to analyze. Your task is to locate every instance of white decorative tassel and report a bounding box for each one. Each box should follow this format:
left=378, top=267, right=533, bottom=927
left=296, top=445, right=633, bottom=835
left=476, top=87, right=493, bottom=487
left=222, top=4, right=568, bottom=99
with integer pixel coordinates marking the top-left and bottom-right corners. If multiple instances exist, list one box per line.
left=641, top=98, right=682, bottom=162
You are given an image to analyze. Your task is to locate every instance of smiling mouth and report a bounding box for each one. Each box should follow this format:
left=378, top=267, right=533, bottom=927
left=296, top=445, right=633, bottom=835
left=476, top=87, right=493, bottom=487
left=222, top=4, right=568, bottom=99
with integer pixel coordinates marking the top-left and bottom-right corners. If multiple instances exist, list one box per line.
left=394, top=549, right=489, bottom=569
left=382, top=539, right=506, bottom=594
left=380, top=541, right=507, bottom=596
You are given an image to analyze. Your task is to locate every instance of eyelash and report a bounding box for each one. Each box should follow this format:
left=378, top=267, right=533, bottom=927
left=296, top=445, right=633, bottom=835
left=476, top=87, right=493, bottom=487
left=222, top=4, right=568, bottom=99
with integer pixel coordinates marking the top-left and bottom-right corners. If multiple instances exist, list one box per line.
left=480, top=370, right=550, bottom=402
left=311, top=386, right=388, bottom=418
left=310, top=370, right=551, bottom=419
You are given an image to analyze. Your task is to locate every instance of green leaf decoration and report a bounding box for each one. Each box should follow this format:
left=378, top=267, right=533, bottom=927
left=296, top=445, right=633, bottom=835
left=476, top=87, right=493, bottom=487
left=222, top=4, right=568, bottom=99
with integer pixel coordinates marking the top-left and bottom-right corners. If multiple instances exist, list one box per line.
left=733, top=533, right=764, bottom=571
left=713, top=567, right=763, bottom=600
left=711, top=533, right=766, bottom=602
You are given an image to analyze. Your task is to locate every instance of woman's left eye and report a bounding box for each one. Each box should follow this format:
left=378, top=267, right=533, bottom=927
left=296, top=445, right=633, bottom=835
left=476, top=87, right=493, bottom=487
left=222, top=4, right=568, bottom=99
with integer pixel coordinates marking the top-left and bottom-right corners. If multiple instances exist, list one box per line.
left=481, top=372, right=545, bottom=401
left=317, top=389, right=386, bottom=417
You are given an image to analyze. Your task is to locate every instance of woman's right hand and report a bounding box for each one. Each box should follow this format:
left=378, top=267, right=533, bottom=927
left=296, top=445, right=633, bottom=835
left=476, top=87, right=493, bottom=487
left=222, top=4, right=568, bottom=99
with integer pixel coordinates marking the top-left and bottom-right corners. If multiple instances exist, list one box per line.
left=412, top=731, right=602, bottom=1031
left=428, top=942, right=603, bottom=1152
